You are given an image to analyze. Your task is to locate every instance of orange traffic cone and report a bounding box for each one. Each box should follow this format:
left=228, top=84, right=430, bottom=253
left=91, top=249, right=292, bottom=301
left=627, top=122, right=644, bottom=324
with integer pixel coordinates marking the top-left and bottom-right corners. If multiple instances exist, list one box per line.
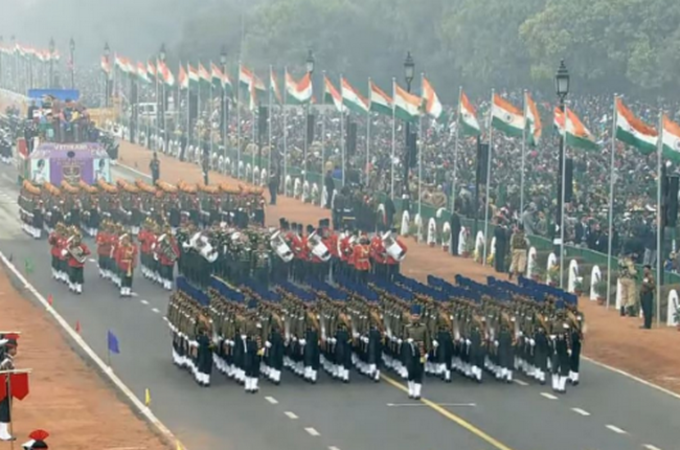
left=75, top=320, right=81, bottom=334
left=47, top=294, right=53, bottom=306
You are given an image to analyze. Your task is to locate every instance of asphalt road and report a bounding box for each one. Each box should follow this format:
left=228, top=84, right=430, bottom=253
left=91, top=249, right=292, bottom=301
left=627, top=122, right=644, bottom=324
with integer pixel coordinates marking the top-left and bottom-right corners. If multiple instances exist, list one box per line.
left=0, top=162, right=678, bottom=450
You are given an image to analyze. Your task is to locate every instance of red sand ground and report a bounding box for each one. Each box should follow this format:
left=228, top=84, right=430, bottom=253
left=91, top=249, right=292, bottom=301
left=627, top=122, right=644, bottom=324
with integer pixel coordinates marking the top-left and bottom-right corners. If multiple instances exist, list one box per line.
left=120, top=140, right=680, bottom=395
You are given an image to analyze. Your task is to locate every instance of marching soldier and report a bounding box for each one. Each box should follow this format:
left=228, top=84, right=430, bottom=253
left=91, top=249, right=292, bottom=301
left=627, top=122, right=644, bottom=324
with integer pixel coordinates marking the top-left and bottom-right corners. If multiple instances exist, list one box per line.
left=115, top=233, right=138, bottom=297
left=96, top=220, right=114, bottom=280
left=551, top=306, right=571, bottom=394
left=566, top=300, right=584, bottom=385
left=0, top=334, right=19, bottom=441
left=48, top=223, right=67, bottom=282
left=404, top=304, right=429, bottom=399
left=155, top=225, right=180, bottom=291
left=63, top=228, right=90, bottom=294
left=352, top=235, right=371, bottom=283
left=243, top=300, right=265, bottom=393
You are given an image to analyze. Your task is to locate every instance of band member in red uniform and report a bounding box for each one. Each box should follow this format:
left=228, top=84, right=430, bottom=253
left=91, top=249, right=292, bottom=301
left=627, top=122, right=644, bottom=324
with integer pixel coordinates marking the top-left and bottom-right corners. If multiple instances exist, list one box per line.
left=287, top=223, right=303, bottom=282
left=384, top=228, right=407, bottom=281
left=352, top=235, right=371, bottom=283
left=321, top=219, right=337, bottom=280
left=138, top=219, right=157, bottom=281
left=96, top=220, right=113, bottom=280
left=339, top=228, right=354, bottom=280
left=48, top=223, right=67, bottom=282
left=63, top=227, right=90, bottom=294
left=115, top=234, right=138, bottom=297
left=155, top=225, right=180, bottom=291
left=370, top=233, right=387, bottom=279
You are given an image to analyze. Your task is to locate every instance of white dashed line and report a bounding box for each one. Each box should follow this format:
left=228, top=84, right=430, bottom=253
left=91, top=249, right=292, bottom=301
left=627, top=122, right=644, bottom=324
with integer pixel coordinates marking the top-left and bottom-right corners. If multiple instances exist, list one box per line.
left=571, top=408, right=591, bottom=416
left=329, top=447, right=341, bottom=450
left=265, top=396, right=278, bottom=404
left=513, top=379, right=529, bottom=386
left=140, top=300, right=149, bottom=305
left=131, top=292, right=139, bottom=297
left=284, top=411, right=298, bottom=419
left=643, top=445, right=662, bottom=450
left=151, top=308, right=160, bottom=314
left=606, top=425, right=627, bottom=434
left=540, top=392, right=558, bottom=400
left=163, top=317, right=169, bottom=322
left=88, top=258, right=96, bottom=263
left=304, top=427, right=320, bottom=436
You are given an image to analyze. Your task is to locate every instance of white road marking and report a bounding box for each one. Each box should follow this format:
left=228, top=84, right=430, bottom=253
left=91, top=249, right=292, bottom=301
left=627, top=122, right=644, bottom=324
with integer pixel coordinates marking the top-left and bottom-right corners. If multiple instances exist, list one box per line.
left=571, top=408, right=591, bottom=416
left=513, top=379, right=529, bottom=386
left=151, top=308, right=160, bottom=314
left=117, top=163, right=152, bottom=180
left=304, top=427, right=320, bottom=436
left=88, top=258, right=96, bottom=263
left=265, top=396, right=278, bottom=404
left=643, top=445, right=662, bottom=450
left=163, top=317, right=169, bottom=322
left=606, top=424, right=627, bottom=434
left=131, top=292, right=139, bottom=297
left=386, top=402, right=476, bottom=407
left=540, top=392, right=558, bottom=400
left=140, top=299, right=149, bottom=305
left=328, top=447, right=341, bottom=450
left=284, top=411, right=298, bottom=419
left=0, top=252, right=188, bottom=449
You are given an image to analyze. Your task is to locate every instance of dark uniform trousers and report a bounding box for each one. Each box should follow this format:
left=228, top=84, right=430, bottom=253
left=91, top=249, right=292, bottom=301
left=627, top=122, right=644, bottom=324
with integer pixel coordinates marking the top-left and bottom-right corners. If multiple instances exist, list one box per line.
left=407, top=343, right=424, bottom=383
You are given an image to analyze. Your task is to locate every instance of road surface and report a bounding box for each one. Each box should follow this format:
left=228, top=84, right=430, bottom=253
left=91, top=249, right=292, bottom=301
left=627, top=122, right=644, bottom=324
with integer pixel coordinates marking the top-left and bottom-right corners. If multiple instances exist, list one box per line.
left=0, top=163, right=677, bottom=450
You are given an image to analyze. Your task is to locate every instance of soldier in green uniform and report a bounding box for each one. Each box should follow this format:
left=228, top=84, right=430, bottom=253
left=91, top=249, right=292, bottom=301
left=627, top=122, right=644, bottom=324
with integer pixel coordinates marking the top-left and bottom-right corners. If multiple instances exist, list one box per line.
left=404, top=304, right=429, bottom=399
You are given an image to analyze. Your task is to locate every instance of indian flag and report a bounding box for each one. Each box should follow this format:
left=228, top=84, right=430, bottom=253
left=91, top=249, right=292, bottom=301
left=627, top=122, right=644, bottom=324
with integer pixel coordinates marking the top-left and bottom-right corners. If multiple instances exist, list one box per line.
left=615, top=98, right=657, bottom=154
left=147, top=61, right=156, bottom=80
left=239, top=65, right=253, bottom=91
left=249, top=82, right=257, bottom=112
left=115, top=55, right=129, bottom=73
left=554, top=107, right=599, bottom=151
left=324, top=76, right=344, bottom=112
left=369, top=79, right=392, bottom=116
left=421, top=77, right=445, bottom=122
left=524, top=91, right=542, bottom=146
left=188, top=64, right=199, bottom=89
left=137, top=62, right=151, bottom=84
left=223, top=72, right=233, bottom=97
left=662, top=115, right=680, bottom=163
left=198, top=63, right=211, bottom=87
left=458, top=90, right=480, bottom=136
left=101, top=56, right=111, bottom=76
left=178, top=64, right=189, bottom=90
left=491, top=94, right=524, bottom=137
left=341, top=77, right=368, bottom=115
left=393, top=82, right=421, bottom=123
left=158, top=61, right=175, bottom=87
left=270, top=68, right=282, bottom=105
left=210, top=63, right=224, bottom=90
left=252, top=73, right=266, bottom=95
left=286, top=71, right=313, bottom=105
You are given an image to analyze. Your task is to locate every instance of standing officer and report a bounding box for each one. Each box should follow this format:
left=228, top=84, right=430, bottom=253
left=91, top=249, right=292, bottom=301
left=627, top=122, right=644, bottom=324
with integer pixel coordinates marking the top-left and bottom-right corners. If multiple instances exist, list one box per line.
left=509, top=223, right=528, bottom=280
left=639, top=265, right=655, bottom=329
left=149, top=152, right=160, bottom=184
left=618, top=252, right=638, bottom=316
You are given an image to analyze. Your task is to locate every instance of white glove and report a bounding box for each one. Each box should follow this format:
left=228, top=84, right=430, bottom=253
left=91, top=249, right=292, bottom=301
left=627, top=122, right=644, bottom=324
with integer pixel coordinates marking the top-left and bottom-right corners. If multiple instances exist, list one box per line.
left=299, top=339, right=307, bottom=346
left=407, top=338, right=414, bottom=344
left=0, top=339, right=8, bottom=347
left=352, top=332, right=360, bottom=339
left=529, top=339, right=535, bottom=346
left=292, top=336, right=298, bottom=342
left=61, top=249, right=68, bottom=256
left=465, top=339, right=471, bottom=346
left=240, top=334, right=247, bottom=340
left=550, top=335, right=557, bottom=340
left=397, top=339, right=403, bottom=345
left=265, top=341, right=272, bottom=348
left=494, top=340, right=499, bottom=347
left=432, top=340, right=439, bottom=348
left=330, top=338, right=337, bottom=344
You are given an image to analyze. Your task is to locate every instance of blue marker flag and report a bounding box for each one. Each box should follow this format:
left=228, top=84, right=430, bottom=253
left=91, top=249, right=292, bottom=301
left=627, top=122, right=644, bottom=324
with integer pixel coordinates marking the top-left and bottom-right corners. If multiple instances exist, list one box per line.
left=107, top=330, right=120, bottom=354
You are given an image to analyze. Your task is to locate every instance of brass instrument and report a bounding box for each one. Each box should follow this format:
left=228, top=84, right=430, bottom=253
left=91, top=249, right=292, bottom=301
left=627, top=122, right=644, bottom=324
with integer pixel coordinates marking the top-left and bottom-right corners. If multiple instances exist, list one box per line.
left=122, top=244, right=135, bottom=277
left=67, top=243, right=87, bottom=264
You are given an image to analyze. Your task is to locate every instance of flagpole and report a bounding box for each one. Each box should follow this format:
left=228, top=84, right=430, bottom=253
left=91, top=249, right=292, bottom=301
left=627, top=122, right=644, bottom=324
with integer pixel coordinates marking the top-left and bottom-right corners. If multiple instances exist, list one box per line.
left=237, top=62, right=242, bottom=180
left=656, top=111, right=663, bottom=325
left=210, top=66, right=214, bottom=160
left=366, top=77, right=372, bottom=187
left=176, top=64, right=180, bottom=154
left=559, top=104, right=567, bottom=289
left=451, top=86, right=462, bottom=212
left=185, top=63, right=190, bottom=153
left=483, top=89, right=494, bottom=266
left=154, top=59, right=159, bottom=151
left=520, top=89, right=528, bottom=215
left=417, top=72, right=424, bottom=220
left=390, top=77, right=396, bottom=199
left=197, top=66, right=202, bottom=157
left=252, top=92, right=257, bottom=184
left=340, top=74, right=345, bottom=187
left=606, top=95, right=617, bottom=309
left=268, top=66, right=273, bottom=178
left=283, top=67, right=288, bottom=194
left=320, top=71, right=327, bottom=207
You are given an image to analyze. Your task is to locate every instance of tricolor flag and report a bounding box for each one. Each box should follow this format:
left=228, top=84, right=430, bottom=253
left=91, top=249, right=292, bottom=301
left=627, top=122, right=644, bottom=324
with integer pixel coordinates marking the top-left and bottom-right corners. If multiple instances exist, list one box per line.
left=137, top=62, right=151, bottom=84
left=210, top=63, right=224, bottom=90
left=252, top=73, right=266, bottom=95
left=421, top=77, right=445, bottom=122
left=198, top=63, right=211, bottom=88
left=115, top=55, right=129, bottom=74
left=369, top=80, right=392, bottom=117
left=101, top=56, right=111, bottom=76
left=324, top=76, right=345, bottom=112
left=554, top=107, right=599, bottom=151
left=178, top=64, right=189, bottom=90
left=157, top=60, right=175, bottom=87
left=524, top=91, right=542, bottom=146
left=490, top=94, right=524, bottom=137
left=147, top=61, right=157, bottom=80
left=285, top=71, right=313, bottom=105
left=249, top=81, right=257, bottom=112
left=341, top=77, right=369, bottom=115
left=223, top=71, right=233, bottom=98
left=662, top=115, right=680, bottom=163
left=615, top=98, right=657, bottom=154
left=270, top=68, right=282, bottom=105
left=239, top=65, right=254, bottom=91
left=393, top=82, right=421, bottom=123
left=458, top=90, right=480, bottom=136
left=188, top=64, right=199, bottom=89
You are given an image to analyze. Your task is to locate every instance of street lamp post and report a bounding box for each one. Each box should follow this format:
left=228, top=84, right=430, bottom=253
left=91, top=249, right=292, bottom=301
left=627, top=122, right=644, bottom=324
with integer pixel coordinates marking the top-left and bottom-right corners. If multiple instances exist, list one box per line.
left=104, top=42, right=110, bottom=107
left=402, top=52, right=415, bottom=202
left=159, top=43, right=167, bottom=151
left=0, top=36, right=3, bottom=89
left=69, top=38, right=75, bottom=89
left=304, top=49, right=315, bottom=185
left=555, top=60, right=570, bottom=288
left=49, top=38, right=55, bottom=89
left=221, top=45, right=228, bottom=167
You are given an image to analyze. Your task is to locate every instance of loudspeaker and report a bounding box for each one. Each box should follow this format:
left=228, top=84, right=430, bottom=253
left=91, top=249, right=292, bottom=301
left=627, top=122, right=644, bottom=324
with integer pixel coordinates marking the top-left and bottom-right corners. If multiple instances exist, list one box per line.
left=476, top=142, right=489, bottom=184
left=664, top=175, right=679, bottom=227
left=565, top=158, right=574, bottom=202
left=307, top=113, right=315, bottom=144
left=347, top=122, right=357, bottom=156
left=258, top=106, right=268, bottom=140
left=407, top=131, right=417, bottom=168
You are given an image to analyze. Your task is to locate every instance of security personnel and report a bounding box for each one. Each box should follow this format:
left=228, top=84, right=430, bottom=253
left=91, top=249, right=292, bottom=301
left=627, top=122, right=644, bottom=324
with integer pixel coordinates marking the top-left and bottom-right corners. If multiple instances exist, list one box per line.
left=404, top=304, right=429, bottom=399
left=509, top=223, right=528, bottom=280
left=0, top=334, right=19, bottom=441
left=618, top=252, right=637, bottom=316
left=639, top=264, right=655, bottom=329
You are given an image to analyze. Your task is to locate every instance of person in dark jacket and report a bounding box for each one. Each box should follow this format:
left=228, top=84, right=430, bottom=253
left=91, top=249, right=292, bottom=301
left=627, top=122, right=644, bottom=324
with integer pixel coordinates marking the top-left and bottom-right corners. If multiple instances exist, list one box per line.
left=324, top=170, right=335, bottom=209
left=450, top=209, right=462, bottom=256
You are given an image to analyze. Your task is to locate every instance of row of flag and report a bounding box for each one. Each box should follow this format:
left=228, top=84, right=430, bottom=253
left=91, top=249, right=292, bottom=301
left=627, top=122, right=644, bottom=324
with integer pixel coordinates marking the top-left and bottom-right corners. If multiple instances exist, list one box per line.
left=0, top=42, right=61, bottom=62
